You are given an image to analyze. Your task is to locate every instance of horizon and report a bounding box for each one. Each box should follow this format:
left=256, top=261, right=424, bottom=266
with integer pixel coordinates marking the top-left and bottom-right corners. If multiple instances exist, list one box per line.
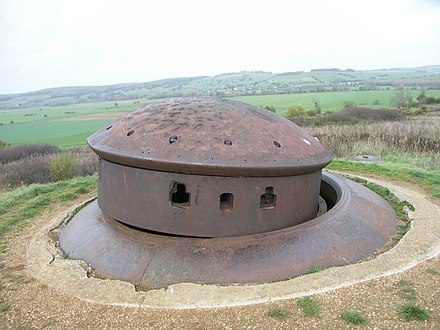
left=0, top=63, right=439, bottom=96
left=1, top=0, right=439, bottom=94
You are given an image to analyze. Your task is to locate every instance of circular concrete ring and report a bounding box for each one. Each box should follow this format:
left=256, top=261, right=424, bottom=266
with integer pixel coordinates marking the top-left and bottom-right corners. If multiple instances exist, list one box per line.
left=26, top=173, right=440, bottom=309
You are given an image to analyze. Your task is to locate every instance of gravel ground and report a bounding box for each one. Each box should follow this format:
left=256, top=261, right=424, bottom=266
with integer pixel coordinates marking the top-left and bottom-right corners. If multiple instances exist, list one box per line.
left=1, top=181, right=439, bottom=329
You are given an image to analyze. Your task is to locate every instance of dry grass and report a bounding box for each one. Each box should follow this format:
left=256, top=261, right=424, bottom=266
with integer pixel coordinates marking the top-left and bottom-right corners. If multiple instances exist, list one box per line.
left=307, top=115, right=440, bottom=169
left=0, top=146, right=98, bottom=189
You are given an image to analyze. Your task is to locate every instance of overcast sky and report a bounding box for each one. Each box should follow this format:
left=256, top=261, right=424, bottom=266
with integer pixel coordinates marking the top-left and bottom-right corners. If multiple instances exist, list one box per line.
left=0, top=0, right=439, bottom=94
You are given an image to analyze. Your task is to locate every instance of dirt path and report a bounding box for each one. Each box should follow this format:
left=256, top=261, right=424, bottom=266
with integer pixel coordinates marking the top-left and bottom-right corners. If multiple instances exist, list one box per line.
left=1, top=178, right=439, bottom=329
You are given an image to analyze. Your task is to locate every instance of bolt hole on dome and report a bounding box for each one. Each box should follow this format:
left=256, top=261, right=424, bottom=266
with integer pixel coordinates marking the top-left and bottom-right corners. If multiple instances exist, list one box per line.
left=169, top=135, right=178, bottom=144
left=224, top=140, right=232, bottom=146
left=273, top=141, right=281, bottom=148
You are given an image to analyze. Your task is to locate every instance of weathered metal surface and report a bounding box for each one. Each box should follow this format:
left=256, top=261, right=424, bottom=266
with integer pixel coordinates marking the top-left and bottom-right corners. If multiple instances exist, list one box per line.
left=88, top=98, right=331, bottom=177
left=98, top=159, right=322, bottom=237
left=59, top=173, right=397, bottom=287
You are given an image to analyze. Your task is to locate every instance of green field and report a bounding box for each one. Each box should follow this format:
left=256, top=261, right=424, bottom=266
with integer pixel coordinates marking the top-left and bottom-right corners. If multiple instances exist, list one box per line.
left=1, top=90, right=440, bottom=146
left=0, top=100, right=150, bottom=146
left=231, top=90, right=440, bottom=114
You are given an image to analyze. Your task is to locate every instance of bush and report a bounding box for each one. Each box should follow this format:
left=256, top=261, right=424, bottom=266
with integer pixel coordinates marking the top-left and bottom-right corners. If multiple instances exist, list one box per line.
left=286, top=104, right=307, bottom=118
left=0, top=140, right=8, bottom=149
left=298, top=107, right=404, bottom=127
left=343, top=100, right=357, bottom=109
left=49, top=154, right=78, bottom=181
left=263, top=105, right=276, bottom=113
left=415, top=105, right=428, bottom=115
left=0, top=156, right=53, bottom=188
left=0, top=144, right=60, bottom=164
left=0, top=146, right=98, bottom=189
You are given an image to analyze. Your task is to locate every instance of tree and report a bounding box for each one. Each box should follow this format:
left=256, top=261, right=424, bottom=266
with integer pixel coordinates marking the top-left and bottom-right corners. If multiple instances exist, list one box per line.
left=286, top=104, right=307, bottom=118
left=391, top=90, right=413, bottom=109
left=312, top=97, right=321, bottom=114
left=343, top=100, right=356, bottom=109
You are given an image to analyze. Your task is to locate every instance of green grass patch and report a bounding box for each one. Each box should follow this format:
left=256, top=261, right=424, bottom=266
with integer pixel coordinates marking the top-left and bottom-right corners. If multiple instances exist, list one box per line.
left=0, top=119, right=113, bottom=146
left=0, top=303, right=10, bottom=313
left=0, top=175, right=97, bottom=237
left=296, top=297, right=321, bottom=317
left=340, top=310, right=368, bottom=325
left=328, top=159, right=440, bottom=199
left=400, top=302, right=431, bottom=321
left=305, top=265, right=326, bottom=274
left=267, top=307, right=290, bottom=320
left=58, top=192, right=78, bottom=201
left=75, top=186, right=89, bottom=194
left=426, top=268, right=440, bottom=275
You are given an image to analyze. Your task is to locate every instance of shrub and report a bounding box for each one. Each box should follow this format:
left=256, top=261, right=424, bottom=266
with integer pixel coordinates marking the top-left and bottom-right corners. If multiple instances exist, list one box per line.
left=0, top=140, right=8, bottom=149
left=415, top=105, right=428, bottom=115
left=0, top=147, right=98, bottom=189
left=67, top=146, right=99, bottom=177
left=289, top=107, right=404, bottom=127
left=49, top=154, right=78, bottom=181
left=0, top=156, right=53, bottom=188
left=263, top=105, right=276, bottom=113
left=343, top=100, right=357, bottom=109
left=286, top=104, right=307, bottom=118
left=0, top=144, right=60, bottom=164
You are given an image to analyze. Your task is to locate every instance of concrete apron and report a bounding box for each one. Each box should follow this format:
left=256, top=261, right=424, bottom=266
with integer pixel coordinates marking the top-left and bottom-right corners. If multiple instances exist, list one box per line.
left=26, top=173, right=440, bottom=309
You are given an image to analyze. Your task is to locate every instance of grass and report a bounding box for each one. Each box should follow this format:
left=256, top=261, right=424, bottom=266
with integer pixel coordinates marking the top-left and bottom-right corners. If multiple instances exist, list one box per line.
left=0, top=303, right=10, bottom=313
left=328, top=160, right=440, bottom=199
left=305, top=265, right=326, bottom=274
left=296, top=297, right=321, bottom=317
left=0, top=175, right=97, bottom=238
left=340, top=310, right=368, bottom=325
left=397, top=279, right=417, bottom=302
left=347, top=178, right=414, bottom=245
left=231, top=90, right=440, bottom=114
left=426, top=268, right=440, bottom=275
left=0, top=119, right=114, bottom=146
left=267, top=307, right=290, bottom=320
left=400, top=302, right=431, bottom=321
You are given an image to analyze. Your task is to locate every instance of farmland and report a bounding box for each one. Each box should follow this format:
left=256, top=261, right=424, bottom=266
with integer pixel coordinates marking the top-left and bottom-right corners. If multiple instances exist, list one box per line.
left=1, top=88, right=440, bottom=146
left=1, top=66, right=439, bottom=109
left=231, top=89, right=440, bottom=114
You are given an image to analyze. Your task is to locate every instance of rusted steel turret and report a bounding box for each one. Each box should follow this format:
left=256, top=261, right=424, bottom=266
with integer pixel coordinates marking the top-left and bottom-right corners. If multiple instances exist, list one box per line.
left=88, top=98, right=331, bottom=237
left=60, top=98, right=397, bottom=287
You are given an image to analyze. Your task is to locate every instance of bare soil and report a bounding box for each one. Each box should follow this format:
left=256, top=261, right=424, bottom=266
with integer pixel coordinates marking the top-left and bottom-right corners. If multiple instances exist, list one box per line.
left=1, top=181, right=439, bottom=329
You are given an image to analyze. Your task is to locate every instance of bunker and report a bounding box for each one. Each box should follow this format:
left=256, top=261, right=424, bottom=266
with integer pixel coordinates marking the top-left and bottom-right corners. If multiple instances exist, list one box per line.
left=60, top=98, right=397, bottom=287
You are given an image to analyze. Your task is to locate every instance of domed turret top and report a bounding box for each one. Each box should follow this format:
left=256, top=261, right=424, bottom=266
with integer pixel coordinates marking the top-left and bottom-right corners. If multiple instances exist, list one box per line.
left=88, top=98, right=331, bottom=176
